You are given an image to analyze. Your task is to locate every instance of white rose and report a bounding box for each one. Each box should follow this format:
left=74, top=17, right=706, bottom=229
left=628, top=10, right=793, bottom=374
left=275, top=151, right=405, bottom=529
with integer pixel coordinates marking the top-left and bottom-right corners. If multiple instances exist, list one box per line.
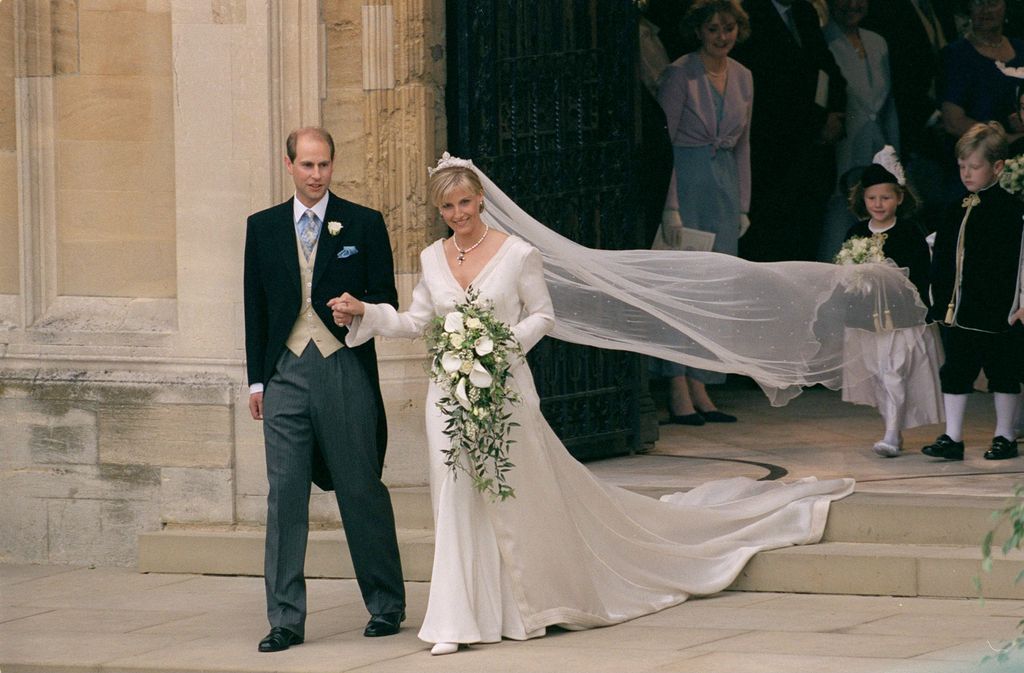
left=327, top=221, right=343, bottom=236
left=469, top=360, right=493, bottom=388
left=465, top=317, right=483, bottom=330
left=460, top=359, right=474, bottom=375
left=474, top=336, right=494, bottom=356
left=450, top=333, right=465, bottom=349
left=454, top=377, right=471, bottom=409
left=444, top=311, right=464, bottom=333
left=441, top=351, right=462, bottom=374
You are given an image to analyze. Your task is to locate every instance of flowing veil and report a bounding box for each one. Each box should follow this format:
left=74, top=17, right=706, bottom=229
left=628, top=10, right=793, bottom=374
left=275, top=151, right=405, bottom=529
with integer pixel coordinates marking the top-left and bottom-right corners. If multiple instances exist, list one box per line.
left=446, top=155, right=928, bottom=406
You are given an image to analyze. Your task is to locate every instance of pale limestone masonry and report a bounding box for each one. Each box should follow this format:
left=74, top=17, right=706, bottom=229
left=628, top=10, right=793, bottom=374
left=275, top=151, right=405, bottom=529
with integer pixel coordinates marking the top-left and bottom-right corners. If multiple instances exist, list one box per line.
left=0, top=0, right=447, bottom=566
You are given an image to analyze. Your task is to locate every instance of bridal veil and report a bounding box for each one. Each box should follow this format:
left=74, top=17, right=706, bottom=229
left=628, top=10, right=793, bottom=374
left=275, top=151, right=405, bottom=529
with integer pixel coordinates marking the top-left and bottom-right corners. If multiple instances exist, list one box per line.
left=446, top=155, right=928, bottom=406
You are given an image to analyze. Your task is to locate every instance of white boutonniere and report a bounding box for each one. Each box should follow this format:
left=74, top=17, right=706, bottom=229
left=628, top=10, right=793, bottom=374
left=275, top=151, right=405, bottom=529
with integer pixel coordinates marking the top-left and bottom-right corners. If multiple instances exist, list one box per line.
left=327, top=221, right=343, bottom=236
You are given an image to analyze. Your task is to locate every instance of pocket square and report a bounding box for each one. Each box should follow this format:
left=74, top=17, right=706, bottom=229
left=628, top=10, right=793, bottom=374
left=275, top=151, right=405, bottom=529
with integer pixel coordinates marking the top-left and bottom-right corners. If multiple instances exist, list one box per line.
left=337, top=245, right=359, bottom=259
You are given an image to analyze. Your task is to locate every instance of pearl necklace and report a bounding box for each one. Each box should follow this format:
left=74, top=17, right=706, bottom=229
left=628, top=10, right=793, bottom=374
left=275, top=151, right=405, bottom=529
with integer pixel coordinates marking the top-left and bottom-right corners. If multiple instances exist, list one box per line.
left=453, top=225, right=489, bottom=265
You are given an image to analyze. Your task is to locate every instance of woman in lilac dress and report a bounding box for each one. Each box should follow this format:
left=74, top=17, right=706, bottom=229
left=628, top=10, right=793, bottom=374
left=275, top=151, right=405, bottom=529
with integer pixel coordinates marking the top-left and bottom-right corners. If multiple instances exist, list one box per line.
left=654, top=0, right=753, bottom=424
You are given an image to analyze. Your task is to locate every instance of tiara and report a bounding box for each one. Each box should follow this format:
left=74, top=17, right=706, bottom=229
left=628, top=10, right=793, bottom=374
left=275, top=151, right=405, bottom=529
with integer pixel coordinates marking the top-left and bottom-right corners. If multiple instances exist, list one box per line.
left=428, top=151, right=475, bottom=176
left=872, top=145, right=906, bottom=186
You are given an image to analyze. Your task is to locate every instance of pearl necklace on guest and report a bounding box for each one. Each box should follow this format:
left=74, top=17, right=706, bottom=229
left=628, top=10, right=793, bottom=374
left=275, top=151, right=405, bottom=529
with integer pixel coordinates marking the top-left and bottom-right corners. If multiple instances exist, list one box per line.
left=453, top=224, right=489, bottom=265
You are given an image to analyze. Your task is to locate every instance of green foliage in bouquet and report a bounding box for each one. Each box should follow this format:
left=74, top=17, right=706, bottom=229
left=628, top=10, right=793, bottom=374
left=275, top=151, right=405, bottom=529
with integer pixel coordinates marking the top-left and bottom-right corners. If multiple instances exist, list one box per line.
left=424, top=288, right=523, bottom=501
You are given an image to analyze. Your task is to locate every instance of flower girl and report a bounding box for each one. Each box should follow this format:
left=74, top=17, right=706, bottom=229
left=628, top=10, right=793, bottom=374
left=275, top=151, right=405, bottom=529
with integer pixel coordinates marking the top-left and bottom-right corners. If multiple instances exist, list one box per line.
left=839, top=147, right=944, bottom=457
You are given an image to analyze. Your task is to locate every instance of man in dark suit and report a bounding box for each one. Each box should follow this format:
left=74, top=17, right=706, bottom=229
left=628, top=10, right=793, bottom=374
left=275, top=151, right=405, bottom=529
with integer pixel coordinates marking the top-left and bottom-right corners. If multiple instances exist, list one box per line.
left=732, top=0, right=847, bottom=261
left=862, top=0, right=958, bottom=230
left=862, top=0, right=957, bottom=158
left=244, top=127, right=405, bottom=652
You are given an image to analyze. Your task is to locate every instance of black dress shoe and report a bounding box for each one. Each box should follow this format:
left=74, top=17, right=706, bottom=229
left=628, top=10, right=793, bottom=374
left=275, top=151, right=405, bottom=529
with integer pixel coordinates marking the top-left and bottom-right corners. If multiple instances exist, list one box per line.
left=659, top=413, right=705, bottom=426
left=921, top=434, right=964, bottom=461
left=258, top=626, right=303, bottom=652
left=985, top=436, right=1019, bottom=460
left=698, top=410, right=737, bottom=423
left=364, top=611, right=405, bottom=637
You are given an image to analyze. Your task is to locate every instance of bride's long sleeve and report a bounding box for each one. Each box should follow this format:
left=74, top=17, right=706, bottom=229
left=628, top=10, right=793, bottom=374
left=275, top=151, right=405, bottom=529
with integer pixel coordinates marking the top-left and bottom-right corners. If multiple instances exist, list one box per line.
left=345, top=275, right=435, bottom=347
left=511, top=247, right=555, bottom=353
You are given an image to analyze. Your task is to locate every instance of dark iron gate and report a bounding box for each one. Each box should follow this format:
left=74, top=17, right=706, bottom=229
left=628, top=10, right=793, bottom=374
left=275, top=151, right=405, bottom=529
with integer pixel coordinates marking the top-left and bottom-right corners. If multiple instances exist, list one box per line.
left=445, top=0, right=656, bottom=461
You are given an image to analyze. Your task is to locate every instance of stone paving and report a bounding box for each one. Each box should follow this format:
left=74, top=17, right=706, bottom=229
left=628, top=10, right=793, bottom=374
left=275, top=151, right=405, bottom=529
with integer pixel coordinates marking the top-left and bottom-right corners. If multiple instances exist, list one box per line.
left=4, top=384, right=1024, bottom=673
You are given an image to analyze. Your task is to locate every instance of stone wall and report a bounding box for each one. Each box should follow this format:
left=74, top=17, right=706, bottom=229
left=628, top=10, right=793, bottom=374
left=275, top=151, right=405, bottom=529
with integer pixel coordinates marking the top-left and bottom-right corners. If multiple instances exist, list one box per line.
left=0, top=0, right=446, bottom=566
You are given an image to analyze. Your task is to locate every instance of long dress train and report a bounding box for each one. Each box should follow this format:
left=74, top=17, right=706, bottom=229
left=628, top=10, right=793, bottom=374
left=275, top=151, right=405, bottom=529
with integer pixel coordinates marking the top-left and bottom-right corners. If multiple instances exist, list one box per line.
left=347, top=236, right=854, bottom=645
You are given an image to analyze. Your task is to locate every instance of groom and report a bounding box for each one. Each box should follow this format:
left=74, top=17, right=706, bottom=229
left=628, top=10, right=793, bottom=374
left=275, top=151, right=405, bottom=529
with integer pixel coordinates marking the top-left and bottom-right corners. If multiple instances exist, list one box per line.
left=243, top=127, right=405, bottom=652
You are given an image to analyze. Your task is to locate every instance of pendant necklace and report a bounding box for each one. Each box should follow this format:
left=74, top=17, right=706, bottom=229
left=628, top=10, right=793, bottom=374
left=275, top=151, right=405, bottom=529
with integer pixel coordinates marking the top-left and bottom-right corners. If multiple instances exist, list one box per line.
left=453, top=225, right=489, bottom=265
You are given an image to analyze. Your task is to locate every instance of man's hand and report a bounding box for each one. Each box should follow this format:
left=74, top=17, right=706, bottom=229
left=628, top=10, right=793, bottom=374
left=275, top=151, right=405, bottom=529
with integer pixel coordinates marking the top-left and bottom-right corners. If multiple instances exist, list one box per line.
left=249, top=392, right=264, bottom=420
left=1011, top=307, right=1024, bottom=325
left=328, top=292, right=364, bottom=326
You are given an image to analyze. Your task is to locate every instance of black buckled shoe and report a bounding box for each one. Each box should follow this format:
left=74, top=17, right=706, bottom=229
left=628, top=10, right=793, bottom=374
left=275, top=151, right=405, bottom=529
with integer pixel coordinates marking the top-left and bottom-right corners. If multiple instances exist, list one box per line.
left=258, top=626, right=303, bottom=652
left=364, top=611, right=405, bottom=637
left=921, top=434, right=964, bottom=461
left=984, top=436, right=1019, bottom=460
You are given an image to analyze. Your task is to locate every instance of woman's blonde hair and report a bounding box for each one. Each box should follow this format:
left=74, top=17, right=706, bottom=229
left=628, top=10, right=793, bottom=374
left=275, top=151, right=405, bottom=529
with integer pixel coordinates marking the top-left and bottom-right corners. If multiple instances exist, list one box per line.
left=428, top=166, right=484, bottom=207
left=955, top=121, right=1010, bottom=163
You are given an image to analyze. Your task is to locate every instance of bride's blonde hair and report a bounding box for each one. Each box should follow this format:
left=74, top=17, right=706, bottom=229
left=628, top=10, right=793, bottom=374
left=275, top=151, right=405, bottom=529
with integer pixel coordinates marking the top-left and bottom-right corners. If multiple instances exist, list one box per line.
left=428, top=166, right=484, bottom=207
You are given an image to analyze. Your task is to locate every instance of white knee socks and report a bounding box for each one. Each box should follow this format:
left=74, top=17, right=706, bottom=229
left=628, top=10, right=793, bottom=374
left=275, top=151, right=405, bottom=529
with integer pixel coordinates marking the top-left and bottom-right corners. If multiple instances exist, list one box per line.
left=994, top=393, right=1021, bottom=441
left=943, top=393, right=968, bottom=442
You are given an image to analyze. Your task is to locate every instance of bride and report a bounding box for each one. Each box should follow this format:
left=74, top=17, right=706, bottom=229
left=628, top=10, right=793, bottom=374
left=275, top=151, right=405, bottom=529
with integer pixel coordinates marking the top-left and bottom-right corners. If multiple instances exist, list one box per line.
left=329, top=154, right=924, bottom=655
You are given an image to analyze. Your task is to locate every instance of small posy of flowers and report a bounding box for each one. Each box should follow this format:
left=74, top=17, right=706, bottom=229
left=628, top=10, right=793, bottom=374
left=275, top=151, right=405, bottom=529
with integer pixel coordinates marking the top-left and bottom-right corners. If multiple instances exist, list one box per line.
left=424, top=288, right=523, bottom=501
left=999, top=155, right=1024, bottom=198
left=834, top=234, right=887, bottom=265
left=327, top=221, right=343, bottom=236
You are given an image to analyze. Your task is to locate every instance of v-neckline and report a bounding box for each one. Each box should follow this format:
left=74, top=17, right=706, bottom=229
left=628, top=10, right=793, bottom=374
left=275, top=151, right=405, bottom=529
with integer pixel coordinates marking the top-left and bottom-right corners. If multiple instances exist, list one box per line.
left=437, top=236, right=514, bottom=292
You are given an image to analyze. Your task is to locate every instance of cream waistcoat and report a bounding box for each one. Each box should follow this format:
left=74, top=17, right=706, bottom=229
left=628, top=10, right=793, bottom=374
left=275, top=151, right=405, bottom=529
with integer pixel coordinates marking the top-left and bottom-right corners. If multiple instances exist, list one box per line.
left=285, top=234, right=343, bottom=357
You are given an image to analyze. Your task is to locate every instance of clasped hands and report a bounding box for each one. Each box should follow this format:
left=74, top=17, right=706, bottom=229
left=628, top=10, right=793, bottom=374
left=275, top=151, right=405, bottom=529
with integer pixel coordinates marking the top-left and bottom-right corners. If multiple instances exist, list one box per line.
left=327, top=292, right=365, bottom=326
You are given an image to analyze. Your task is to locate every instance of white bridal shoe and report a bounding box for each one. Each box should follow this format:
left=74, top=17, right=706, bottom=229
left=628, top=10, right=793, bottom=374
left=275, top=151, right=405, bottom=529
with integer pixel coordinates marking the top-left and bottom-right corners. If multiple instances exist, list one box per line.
left=430, top=642, right=459, bottom=655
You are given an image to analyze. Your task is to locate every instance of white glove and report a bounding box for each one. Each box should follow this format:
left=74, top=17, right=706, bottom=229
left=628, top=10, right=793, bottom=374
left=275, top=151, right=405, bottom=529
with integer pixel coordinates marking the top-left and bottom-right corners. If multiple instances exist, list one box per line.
left=739, top=213, right=751, bottom=238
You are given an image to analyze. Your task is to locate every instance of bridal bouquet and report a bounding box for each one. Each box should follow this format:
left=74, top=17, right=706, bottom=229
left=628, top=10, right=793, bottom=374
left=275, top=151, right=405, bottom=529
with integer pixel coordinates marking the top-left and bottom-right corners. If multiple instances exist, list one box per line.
left=425, top=289, right=523, bottom=501
left=1000, top=154, right=1024, bottom=198
left=834, top=234, right=887, bottom=266
left=835, top=234, right=895, bottom=330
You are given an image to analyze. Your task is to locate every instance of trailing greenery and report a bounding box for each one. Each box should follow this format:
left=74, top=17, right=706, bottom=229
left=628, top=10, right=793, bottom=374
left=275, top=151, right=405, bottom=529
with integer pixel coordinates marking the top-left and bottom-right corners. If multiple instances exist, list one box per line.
left=424, top=288, right=523, bottom=501
left=977, top=484, right=1024, bottom=664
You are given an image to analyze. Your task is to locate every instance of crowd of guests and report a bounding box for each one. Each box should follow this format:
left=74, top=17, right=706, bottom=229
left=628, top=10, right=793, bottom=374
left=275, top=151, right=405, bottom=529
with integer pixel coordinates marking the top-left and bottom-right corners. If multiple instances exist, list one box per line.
left=641, top=0, right=1024, bottom=460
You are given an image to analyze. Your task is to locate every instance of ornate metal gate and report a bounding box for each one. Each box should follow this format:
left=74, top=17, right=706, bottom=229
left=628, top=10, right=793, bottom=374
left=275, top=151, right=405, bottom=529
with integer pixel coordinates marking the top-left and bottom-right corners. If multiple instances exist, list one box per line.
left=445, top=0, right=655, bottom=460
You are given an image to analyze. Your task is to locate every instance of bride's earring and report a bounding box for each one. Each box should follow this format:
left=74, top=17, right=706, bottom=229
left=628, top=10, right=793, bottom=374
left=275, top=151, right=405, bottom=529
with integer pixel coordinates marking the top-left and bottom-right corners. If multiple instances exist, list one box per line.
left=479, top=200, right=485, bottom=212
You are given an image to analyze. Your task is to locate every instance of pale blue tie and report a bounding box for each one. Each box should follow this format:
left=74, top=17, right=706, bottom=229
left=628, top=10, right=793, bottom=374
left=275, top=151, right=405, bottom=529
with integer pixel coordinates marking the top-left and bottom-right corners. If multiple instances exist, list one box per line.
left=299, top=209, right=319, bottom=259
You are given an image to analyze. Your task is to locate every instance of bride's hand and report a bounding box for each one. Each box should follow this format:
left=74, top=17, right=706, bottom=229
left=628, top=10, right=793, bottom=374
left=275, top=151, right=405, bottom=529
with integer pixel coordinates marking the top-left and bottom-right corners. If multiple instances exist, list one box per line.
left=328, top=292, right=365, bottom=326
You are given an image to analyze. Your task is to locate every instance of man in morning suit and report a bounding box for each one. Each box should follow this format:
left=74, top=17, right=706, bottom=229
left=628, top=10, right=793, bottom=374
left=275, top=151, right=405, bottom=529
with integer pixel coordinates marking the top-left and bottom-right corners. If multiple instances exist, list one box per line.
left=732, top=0, right=847, bottom=262
left=244, top=127, right=405, bottom=652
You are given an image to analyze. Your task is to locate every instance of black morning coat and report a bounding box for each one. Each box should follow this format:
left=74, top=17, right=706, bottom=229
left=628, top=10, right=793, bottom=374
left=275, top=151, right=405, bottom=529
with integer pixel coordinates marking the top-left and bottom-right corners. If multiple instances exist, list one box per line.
left=244, top=192, right=399, bottom=490
left=929, top=184, right=1024, bottom=333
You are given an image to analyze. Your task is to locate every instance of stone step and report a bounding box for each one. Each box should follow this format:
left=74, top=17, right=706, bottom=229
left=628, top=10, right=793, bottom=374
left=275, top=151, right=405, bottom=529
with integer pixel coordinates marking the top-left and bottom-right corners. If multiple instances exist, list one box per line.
left=733, top=541, right=1024, bottom=600
left=138, top=528, right=437, bottom=581
left=138, top=490, right=1024, bottom=598
left=822, top=492, right=1012, bottom=547
left=138, top=529, right=1024, bottom=600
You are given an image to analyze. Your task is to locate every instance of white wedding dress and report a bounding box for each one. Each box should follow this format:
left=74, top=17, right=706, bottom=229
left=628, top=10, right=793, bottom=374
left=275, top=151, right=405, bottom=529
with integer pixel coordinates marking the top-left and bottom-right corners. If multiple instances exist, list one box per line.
left=347, top=235, right=855, bottom=646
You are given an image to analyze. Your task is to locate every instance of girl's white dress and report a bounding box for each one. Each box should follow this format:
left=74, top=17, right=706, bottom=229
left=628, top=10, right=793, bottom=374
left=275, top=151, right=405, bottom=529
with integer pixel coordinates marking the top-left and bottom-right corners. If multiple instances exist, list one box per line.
left=347, top=236, right=854, bottom=645
left=841, top=325, right=944, bottom=430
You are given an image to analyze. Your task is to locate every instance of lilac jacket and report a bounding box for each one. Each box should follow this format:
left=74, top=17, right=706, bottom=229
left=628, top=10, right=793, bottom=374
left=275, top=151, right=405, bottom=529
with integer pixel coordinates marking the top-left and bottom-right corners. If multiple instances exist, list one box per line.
left=657, top=53, right=754, bottom=212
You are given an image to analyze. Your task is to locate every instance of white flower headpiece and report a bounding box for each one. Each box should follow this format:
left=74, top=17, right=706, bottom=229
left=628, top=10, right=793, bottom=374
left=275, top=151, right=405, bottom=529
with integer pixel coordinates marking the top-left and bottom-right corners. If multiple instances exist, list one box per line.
left=872, top=145, right=906, bottom=186
left=428, top=151, right=475, bottom=176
